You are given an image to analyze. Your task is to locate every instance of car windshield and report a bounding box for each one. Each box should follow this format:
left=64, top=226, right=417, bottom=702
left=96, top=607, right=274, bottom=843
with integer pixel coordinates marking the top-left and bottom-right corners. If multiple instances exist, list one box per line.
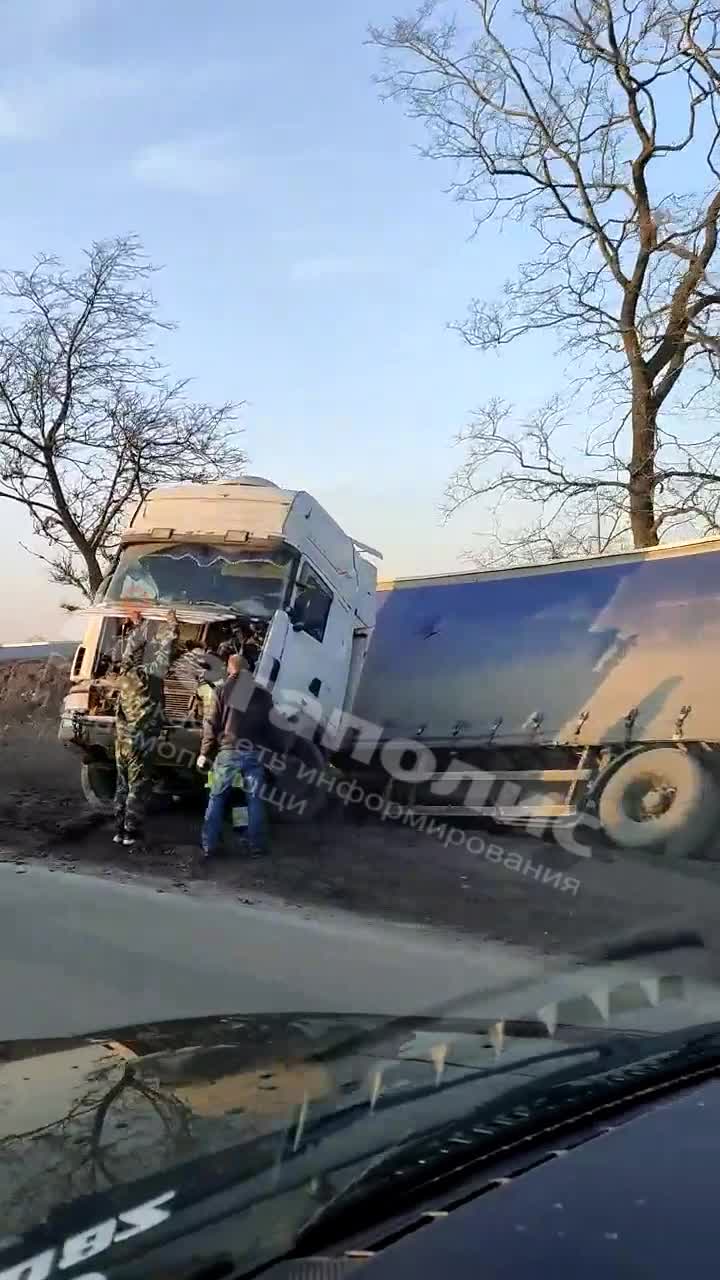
left=105, top=543, right=296, bottom=618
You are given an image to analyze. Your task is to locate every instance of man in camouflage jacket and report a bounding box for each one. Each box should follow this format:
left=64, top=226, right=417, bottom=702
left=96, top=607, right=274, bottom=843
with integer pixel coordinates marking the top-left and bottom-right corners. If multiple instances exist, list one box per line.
left=113, top=609, right=179, bottom=846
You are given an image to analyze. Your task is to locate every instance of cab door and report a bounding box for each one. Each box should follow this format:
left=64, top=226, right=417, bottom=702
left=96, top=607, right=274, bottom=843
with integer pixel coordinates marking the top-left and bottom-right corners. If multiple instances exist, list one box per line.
left=274, top=560, right=353, bottom=727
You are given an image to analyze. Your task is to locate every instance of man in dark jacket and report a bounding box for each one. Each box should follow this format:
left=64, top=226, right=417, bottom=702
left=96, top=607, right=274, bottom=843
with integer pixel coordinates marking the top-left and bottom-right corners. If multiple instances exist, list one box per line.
left=197, top=653, right=274, bottom=857
left=113, top=609, right=179, bottom=846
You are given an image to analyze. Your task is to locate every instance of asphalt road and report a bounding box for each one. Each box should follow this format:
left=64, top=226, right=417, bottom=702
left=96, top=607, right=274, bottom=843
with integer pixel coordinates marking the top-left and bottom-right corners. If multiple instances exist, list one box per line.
left=0, top=862, right=551, bottom=1039
left=8, top=839, right=720, bottom=1046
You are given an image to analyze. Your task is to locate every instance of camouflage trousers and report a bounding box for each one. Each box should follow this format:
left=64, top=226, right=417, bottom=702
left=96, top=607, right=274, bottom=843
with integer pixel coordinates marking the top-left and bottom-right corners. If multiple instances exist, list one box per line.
left=114, top=732, right=156, bottom=838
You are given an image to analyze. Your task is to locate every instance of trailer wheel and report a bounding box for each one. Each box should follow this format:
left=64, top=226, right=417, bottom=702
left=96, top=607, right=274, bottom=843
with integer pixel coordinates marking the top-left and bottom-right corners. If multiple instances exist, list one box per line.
left=80, top=760, right=115, bottom=815
left=598, top=748, right=720, bottom=857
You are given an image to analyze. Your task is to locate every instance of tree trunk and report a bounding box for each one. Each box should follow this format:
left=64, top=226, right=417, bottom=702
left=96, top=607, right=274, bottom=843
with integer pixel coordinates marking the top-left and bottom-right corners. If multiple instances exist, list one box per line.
left=80, top=547, right=104, bottom=599
left=629, top=384, right=659, bottom=548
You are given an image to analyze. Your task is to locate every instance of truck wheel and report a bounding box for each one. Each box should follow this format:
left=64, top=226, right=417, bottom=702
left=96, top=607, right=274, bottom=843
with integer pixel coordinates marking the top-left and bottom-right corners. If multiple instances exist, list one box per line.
left=598, top=748, right=720, bottom=857
left=269, top=741, right=330, bottom=824
left=80, top=761, right=115, bottom=815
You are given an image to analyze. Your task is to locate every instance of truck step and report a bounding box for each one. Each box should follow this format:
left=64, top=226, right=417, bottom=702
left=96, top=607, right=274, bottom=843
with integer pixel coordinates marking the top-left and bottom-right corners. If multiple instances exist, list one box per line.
left=423, top=769, right=592, bottom=783
left=407, top=803, right=576, bottom=818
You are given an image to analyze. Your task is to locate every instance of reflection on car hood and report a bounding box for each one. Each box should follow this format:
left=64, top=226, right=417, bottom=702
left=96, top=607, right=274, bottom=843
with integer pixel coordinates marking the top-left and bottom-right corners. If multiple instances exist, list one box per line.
left=4, top=940, right=720, bottom=1242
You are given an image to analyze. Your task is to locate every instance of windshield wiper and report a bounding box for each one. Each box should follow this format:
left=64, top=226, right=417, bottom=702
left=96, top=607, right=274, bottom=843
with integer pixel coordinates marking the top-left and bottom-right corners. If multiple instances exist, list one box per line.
left=586, top=928, right=704, bottom=965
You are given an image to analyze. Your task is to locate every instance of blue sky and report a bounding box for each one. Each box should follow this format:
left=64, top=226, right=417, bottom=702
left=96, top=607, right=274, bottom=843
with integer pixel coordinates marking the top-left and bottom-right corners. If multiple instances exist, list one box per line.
left=1, top=0, right=560, bottom=639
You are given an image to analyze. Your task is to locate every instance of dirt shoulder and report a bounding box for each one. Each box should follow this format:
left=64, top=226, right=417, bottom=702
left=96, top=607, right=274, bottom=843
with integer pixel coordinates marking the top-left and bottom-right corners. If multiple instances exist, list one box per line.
left=0, top=657, right=712, bottom=959
left=0, top=722, right=690, bottom=960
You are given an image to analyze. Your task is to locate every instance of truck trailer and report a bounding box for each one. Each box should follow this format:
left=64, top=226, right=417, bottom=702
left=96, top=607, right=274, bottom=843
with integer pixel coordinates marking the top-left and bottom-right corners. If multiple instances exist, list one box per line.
left=350, top=541, right=720, bottom=856
left=59, top=479, right=720, bottom=858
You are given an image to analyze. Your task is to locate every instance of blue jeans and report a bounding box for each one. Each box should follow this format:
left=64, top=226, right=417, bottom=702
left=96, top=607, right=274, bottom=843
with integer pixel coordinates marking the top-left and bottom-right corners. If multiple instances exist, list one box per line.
left=202, top=749, right=268, bottom=853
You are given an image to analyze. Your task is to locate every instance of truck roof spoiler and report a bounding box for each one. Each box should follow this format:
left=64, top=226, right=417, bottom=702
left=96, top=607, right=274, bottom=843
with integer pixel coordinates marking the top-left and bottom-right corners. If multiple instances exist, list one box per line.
left=353, top=538, right=383, bottom=560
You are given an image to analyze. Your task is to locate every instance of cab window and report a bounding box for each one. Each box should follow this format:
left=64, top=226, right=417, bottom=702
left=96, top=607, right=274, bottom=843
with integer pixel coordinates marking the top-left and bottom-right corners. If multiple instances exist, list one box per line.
left=293, top=564, right=332, bottom=642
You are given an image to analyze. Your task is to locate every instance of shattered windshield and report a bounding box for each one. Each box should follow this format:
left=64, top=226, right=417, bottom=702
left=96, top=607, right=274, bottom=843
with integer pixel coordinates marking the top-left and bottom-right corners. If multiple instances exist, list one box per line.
left=106, top=543, right=296, bottom=618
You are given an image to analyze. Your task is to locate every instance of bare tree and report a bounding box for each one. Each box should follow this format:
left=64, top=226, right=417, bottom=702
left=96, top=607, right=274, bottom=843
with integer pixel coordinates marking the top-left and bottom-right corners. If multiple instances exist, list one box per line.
left=0, top=236, right=245, bottom=599
left=461, top=485, right=633, bottom=569
left=371, top=0, right=720, bottom=551
left=447, top=395, right=669, bottom=566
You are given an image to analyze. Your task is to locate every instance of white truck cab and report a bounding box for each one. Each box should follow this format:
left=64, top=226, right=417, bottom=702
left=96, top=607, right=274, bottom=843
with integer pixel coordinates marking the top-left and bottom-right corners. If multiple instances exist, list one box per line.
left=60, top=478, right=379, bottom=811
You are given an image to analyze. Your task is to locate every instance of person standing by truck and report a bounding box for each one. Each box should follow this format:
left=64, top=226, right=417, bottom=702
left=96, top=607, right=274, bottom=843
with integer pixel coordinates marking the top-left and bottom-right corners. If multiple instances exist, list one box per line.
left=196, top=653, right=274, bottom=858
left=113, top=608, right=180, bottom=847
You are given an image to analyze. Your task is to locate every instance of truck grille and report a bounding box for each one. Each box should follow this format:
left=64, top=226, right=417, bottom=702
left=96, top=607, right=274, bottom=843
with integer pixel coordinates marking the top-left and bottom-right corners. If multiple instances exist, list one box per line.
left=163, top=677, right=198, bottom=724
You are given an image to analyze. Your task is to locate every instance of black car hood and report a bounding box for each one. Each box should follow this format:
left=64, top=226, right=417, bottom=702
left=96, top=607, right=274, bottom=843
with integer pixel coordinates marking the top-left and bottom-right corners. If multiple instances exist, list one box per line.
left=348, top=1075, right=720, bottom=1280
left=3, top=942, right=720, bottom=1272
left=0, top=1005, right=622, bottom=1244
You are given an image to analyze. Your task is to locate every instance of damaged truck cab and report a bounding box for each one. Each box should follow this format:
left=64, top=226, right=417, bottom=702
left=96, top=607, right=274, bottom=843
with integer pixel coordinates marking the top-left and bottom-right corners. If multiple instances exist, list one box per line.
left=59, top=478, right=379, bottom=814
